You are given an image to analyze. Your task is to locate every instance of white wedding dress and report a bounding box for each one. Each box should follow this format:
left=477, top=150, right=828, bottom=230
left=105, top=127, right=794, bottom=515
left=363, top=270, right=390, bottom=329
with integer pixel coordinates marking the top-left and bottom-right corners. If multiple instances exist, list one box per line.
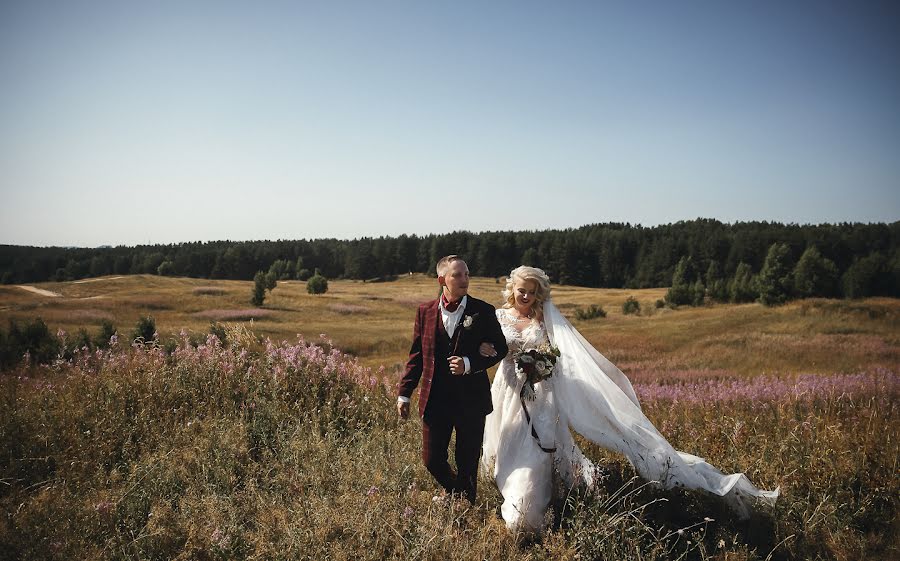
left=481, top=302, right=778, bottom=533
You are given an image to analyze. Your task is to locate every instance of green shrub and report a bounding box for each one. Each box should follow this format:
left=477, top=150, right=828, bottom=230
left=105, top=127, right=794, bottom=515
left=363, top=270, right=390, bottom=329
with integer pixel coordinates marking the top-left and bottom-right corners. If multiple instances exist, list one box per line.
left=575, top=304, right=607, bottom=320
left=622, top=297, right=641, bottom=315
left=0, top=318, right=59, bottom=367
left=307, top=270, right=328, bottom=295
left=94, top=319, right=117, bottom=348
left=131, top=316, right=157, bottom=344
left=72, top=327, right=92, bottom=352
left=209, top=322, right=227, bottom=345
left=655, top=299, right=665, bottom=309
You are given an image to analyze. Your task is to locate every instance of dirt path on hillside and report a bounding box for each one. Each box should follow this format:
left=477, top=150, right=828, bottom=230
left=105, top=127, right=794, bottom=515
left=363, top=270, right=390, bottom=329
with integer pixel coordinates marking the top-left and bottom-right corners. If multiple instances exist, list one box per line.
left=17, top=286, right=63, bottom=297
left=72, top=276, right=125, bottom=284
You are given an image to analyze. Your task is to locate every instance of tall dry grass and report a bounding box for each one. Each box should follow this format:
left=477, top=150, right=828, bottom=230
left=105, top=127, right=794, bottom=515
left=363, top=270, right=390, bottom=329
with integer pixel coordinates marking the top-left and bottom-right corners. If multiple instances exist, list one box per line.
left=2, top=275, right=898, bottom=559
left=1, top=323, right=897, bottom=560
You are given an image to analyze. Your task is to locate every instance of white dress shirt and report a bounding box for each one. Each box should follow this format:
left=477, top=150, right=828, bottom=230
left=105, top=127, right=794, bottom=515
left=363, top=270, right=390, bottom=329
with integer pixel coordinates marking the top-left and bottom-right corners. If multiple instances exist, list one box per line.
left=441, top=295, right=467, bottom=338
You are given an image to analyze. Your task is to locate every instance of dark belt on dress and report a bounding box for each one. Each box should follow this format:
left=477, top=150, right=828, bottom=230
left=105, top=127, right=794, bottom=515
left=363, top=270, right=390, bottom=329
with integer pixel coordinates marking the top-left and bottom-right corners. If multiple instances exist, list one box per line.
left=519, top=393, right=556, bottom=453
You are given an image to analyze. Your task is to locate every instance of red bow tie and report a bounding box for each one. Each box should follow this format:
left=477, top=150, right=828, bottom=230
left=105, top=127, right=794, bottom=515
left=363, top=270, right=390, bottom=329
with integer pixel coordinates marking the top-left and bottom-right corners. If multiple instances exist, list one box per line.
left=441, top=294, right=461, bottom=313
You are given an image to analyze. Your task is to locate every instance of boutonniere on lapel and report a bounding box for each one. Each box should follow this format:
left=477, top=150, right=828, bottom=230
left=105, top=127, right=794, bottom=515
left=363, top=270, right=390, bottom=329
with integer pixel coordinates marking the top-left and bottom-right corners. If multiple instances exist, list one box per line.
left=461, top=313, right=479, bottom=330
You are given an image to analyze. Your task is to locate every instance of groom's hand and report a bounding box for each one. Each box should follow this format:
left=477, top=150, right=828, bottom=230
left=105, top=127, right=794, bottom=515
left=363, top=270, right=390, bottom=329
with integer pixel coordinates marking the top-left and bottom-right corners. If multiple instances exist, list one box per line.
left=448, top=356, right=466, bottom=375
left=397, top=400, right=409, bottom=419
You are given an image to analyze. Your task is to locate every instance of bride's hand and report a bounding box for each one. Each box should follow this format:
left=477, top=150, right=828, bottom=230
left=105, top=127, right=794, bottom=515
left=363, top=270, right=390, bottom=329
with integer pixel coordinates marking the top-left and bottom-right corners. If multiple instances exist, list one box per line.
left=479, top=342, right=497, bottom=357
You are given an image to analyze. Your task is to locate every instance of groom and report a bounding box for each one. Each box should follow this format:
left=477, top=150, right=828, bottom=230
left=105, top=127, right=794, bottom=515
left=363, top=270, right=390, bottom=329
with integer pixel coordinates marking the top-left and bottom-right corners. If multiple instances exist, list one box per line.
left=397, top=255, right=508, bottom=504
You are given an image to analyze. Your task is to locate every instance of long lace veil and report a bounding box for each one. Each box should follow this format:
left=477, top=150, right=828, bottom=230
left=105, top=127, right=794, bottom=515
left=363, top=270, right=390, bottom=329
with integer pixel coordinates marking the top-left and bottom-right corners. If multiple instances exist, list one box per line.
left=542, top=299, right=779, bottom=518
left=543, top=300, right=641, bottom=409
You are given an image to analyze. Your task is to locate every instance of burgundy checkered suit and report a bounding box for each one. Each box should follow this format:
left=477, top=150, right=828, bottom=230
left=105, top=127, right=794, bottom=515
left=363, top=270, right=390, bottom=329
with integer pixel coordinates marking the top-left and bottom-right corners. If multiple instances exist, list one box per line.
left=398, top=295, right=508, bottom=502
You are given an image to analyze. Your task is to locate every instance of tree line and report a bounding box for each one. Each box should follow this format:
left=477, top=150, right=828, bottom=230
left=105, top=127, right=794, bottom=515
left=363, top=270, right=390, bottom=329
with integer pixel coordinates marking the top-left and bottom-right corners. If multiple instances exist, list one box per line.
left=1, top=219, right=897, bottom=299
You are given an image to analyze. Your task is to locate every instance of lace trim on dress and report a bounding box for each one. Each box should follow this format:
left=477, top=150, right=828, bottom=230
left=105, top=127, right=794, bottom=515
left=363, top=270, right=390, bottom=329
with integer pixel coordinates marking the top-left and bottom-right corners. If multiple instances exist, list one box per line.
left=496, top=307, right=548, bottom=350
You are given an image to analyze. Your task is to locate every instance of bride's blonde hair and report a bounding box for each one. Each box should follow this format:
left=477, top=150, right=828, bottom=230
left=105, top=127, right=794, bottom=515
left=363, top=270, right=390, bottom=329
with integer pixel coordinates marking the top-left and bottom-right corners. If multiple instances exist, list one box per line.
left=502, top=266, right=551, bottom=318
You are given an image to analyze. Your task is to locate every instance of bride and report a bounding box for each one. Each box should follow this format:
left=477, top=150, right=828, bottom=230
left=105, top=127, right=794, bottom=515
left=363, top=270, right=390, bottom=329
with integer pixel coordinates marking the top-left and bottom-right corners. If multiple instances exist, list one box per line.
left=480, top=266, right=778, bottom=533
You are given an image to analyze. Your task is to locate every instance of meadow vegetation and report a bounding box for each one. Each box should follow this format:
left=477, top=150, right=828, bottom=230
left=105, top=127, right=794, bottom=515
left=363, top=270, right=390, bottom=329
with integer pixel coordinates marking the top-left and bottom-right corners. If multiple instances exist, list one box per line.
left=0, top=275, right=898, bottom=559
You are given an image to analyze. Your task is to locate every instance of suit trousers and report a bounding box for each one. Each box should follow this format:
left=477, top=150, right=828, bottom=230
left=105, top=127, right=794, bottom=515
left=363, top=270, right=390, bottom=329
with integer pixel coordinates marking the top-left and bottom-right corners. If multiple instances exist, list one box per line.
left=422, top=405, right=486, bottom=504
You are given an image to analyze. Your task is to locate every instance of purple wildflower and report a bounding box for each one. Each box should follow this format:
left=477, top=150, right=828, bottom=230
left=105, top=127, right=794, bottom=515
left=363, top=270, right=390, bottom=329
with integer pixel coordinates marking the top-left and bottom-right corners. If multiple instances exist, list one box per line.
left=94, top=500, right=115, bottom=516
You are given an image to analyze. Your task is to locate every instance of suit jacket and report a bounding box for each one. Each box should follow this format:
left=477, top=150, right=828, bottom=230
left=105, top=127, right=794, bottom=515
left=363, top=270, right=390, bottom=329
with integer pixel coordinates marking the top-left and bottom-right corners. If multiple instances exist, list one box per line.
left=398, top=295, right=508, bottom=419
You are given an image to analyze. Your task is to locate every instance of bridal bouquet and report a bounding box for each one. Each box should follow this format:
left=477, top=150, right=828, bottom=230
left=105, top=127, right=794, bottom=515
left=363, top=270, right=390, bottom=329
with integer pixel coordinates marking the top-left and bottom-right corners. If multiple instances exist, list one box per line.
left=514, top=344, right=560, bottom=401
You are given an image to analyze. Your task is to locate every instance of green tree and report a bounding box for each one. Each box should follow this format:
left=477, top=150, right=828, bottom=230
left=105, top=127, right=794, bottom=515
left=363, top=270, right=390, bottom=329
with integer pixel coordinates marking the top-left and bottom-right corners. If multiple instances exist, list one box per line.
left=251, top=271, right=267, bottom=306
left=89, top=255, right=110, bottom=278
left=665, top=256, right=694, bottom=306
left=842, top=252, right=892, bottom=299
left=705, top=260, right=728, bottom=302
left=756, top=243, right=794, bottom=306
left=2, top=219, right=898, bottom=290
left=264, top=270, right=278, bottom=291
left=142, top=252, right=167, bottom=275
left=793, top=246, right=840, bottom=298
left=307, top=269, right=329, bottom=295
left=294, top=256, right=307, bottom=279
left=691, top=279, right=706, bottom=306
left=344, top=240, right=376, bottom=279
left=269, top=259, right=294, bottom=280
left=157, top=260, right=176, bottom=276
left=521, top=247, right=539, bottom=268
left=729, top=262, right=756, bottom=303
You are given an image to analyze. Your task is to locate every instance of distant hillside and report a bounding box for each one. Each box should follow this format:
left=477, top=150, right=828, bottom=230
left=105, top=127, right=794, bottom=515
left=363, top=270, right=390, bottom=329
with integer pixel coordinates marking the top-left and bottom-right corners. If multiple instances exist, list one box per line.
left=2, top=219, right=898, bottom=298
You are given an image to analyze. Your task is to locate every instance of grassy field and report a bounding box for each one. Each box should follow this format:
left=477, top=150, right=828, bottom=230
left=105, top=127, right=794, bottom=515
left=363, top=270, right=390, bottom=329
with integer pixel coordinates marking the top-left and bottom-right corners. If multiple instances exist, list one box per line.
left=1, top=275, right=898, bottom=560
left=1, top=274, right=897, bottom=377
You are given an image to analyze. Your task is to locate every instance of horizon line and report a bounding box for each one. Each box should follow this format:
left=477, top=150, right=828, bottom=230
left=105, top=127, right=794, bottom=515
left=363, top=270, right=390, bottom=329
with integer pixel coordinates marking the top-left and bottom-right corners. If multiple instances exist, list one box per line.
left=4, top=216, right=898, bottom=250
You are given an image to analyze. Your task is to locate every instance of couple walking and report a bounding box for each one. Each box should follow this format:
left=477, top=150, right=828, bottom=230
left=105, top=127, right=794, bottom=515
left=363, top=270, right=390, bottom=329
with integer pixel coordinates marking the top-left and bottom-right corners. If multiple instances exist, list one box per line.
left=397, top=255, right=777, bottom=534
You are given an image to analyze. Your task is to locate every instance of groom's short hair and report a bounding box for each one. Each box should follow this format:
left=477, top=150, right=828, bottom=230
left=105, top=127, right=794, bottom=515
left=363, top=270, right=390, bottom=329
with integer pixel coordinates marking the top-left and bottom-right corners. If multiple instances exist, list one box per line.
left=436, top=255, right=465, bottom=277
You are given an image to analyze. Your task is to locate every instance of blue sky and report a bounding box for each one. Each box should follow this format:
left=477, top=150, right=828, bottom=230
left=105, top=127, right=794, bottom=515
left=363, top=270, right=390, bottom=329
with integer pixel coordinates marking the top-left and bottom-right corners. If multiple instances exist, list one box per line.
left=1, top=0, right=898, bottom=247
